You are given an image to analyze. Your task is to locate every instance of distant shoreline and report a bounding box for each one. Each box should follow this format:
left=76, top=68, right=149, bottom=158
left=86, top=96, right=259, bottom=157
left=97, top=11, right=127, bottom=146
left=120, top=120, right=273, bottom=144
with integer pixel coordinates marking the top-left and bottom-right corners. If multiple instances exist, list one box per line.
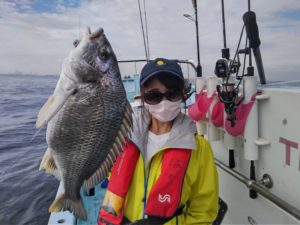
left=0, top=73, right=59, bottom=77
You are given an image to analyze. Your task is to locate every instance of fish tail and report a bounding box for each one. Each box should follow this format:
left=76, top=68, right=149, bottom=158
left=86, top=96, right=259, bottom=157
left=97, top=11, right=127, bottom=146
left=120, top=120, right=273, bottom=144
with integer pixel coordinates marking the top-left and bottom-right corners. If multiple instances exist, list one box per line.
left=49, top=193, right=87, bottom=220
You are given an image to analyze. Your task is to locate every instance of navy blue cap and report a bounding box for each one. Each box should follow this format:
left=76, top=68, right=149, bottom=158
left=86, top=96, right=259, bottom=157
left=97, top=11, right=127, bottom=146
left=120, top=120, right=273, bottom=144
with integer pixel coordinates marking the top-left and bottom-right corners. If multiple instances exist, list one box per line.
left=140, top=58, right=184, bottom=85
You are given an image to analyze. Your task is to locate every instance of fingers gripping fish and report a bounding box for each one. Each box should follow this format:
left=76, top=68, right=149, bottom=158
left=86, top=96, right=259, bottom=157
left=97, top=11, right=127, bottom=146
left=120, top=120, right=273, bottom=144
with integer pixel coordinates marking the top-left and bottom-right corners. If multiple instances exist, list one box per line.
left=36, top=27, right=132, bottom=220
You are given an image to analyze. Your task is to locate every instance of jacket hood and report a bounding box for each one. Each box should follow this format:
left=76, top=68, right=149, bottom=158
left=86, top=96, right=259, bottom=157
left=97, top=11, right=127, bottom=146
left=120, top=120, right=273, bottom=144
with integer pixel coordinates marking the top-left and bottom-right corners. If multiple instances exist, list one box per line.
left=129, top=108, right=197, bottom=157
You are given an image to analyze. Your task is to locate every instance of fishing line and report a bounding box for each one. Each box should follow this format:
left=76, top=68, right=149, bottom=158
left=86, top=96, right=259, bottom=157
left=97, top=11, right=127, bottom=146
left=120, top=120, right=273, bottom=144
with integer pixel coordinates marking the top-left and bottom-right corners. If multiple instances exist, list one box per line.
left=143, top=0, right=150, bottom=59
left=31, top=127, right=44, bottom=142
left=137, top=0, right=149, bottom=61
left=226, top=25, right=245, bottom=85
left=234, top=36, right=248, bottom=91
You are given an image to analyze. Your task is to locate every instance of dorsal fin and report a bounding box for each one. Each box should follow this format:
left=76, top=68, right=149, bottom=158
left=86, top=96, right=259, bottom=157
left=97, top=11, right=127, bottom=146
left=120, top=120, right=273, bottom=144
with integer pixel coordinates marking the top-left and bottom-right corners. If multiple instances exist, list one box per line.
left=83, top=102, right=133, bottom=191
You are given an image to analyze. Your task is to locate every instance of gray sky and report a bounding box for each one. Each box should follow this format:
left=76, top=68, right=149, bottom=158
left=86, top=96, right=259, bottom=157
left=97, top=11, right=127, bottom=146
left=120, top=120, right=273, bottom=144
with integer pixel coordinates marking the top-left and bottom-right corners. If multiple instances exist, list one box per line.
left=1, top=0, right=300, bottom=81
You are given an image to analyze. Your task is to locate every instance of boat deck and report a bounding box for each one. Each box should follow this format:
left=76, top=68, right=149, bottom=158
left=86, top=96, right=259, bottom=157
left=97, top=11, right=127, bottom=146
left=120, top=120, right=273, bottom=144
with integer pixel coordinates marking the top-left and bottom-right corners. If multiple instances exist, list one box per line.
left=77, top=184, right=106, bottom=225
left=48, top=183, right=106, bottom=225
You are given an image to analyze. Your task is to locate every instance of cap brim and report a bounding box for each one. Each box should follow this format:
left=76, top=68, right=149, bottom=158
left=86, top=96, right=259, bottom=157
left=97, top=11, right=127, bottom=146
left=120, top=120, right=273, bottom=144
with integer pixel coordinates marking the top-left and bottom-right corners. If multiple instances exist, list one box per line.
left=140, top=70, right=184, bottom=85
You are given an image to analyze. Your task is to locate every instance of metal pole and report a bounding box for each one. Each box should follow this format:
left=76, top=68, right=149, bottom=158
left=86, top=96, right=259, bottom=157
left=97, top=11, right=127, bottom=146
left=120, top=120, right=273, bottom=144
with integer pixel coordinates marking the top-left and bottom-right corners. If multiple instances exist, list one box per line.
left=193, top=0, right=202, bottom=77
left=215, top=158, right=300, bottom=221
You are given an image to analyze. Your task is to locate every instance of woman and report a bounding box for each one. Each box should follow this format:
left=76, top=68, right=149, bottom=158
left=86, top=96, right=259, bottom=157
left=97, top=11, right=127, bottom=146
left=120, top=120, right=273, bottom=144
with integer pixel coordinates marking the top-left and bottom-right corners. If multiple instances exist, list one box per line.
left=98, top=58, right=219, bottom=225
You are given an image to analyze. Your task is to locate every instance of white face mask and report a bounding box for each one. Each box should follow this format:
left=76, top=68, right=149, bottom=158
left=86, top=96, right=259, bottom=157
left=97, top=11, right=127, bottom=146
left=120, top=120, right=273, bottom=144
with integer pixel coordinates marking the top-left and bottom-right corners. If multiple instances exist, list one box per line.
left=145, top=99, right=182, bottom=122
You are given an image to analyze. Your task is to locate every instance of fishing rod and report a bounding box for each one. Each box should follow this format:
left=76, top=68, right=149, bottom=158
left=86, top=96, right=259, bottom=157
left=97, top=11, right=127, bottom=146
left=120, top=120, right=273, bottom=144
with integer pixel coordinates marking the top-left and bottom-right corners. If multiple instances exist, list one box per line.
left=137, top=0, right=150, bottom=61
left=183, top=0, right=202, bottom=77
left=143, top=0, right=150, bottom=59
left=215, top=0, right=266, bottom=127
left=215, top=0, right=268, bottom=201
left=215, top=0, right=242, bottom=128
left=192, top=0, right=202, bottom=77
left=243, top=7, right=266, bottom=84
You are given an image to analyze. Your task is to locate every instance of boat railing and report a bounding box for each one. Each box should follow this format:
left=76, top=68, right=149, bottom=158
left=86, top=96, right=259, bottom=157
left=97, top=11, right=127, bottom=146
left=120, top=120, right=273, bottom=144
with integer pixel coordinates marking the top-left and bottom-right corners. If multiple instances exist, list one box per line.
left=215, top=158, right=300, bottom=221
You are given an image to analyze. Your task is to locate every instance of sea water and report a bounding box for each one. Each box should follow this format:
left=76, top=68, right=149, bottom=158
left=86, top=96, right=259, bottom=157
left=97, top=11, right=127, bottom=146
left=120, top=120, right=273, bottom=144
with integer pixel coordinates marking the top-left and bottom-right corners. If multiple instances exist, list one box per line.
left=0, top=74, right=59, bottom=225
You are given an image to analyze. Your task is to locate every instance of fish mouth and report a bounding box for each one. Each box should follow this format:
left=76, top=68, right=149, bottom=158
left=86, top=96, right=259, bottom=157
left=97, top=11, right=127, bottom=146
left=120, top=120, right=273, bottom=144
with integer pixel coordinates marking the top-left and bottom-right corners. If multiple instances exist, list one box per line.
left=70, top=27, right=113, bottom=82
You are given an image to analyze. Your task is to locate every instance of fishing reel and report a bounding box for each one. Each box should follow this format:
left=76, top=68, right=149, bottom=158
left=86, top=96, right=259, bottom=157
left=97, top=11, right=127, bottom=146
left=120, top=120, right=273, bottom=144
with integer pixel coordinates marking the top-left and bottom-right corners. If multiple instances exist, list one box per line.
left=214, top=59, right=240, bottom=78
left=214, top=57, right=241, bottom=127
left=214, top=47, right=240, bottom=78
left=216, top=83, right=240, bottom=127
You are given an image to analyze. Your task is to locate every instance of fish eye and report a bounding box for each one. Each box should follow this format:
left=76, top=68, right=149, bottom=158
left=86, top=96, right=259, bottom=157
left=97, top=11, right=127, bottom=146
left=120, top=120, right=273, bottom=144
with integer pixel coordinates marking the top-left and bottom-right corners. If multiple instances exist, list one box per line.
left=100, top=50, right=109, bottom=60
left=73, top=39, right=80, bottom=47
left=72, top=89, right=78, bottom=95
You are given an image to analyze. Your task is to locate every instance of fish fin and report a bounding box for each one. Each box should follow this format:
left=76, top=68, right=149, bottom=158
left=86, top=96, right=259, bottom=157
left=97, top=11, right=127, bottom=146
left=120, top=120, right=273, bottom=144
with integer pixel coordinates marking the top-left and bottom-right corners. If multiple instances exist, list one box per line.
left=49, top=193, right=87, bottom=220
left=83, top=159, right=109, bottom=192
left=39, top=148, right=57, bottom=172
left=36, top=93, right=71, bottom=128
left=39, top=148, right=61, bottom=180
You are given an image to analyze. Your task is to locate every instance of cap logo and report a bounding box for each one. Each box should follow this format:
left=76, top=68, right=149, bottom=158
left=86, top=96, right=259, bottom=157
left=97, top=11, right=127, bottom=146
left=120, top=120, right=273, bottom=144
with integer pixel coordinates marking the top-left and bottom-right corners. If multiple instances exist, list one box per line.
left=156, top=59, right=165, bottom=66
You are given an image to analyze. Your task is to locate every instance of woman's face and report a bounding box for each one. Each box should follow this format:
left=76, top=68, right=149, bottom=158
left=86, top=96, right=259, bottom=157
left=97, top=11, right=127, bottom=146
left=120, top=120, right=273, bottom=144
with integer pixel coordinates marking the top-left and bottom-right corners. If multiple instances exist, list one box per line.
left=142, top=77, right=183, bottom=123
left=142, top=77, right=183, bottom=105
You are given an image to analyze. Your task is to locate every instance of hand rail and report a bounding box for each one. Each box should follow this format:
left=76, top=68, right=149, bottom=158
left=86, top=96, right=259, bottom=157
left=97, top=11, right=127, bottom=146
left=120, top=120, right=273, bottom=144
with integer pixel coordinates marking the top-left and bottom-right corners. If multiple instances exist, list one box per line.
left=215, top=158, right=300, bottom=221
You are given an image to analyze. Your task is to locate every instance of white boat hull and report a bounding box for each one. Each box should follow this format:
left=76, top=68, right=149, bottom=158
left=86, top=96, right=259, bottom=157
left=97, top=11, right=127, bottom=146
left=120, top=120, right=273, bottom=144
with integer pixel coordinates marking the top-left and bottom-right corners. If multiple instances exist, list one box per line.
left=207, top=85, right=300, bottom=224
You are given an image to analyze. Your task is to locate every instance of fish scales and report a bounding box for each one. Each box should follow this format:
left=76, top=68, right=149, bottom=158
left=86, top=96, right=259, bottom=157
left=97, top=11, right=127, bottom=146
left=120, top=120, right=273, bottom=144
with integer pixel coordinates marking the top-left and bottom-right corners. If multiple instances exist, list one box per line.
left=50, top=83, right=125, bottom=197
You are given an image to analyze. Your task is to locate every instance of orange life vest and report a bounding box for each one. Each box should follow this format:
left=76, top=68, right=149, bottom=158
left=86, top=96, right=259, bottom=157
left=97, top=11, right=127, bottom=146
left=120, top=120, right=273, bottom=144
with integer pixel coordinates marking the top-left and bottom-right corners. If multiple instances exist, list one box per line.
left=98, top=140, right=192, bottom=225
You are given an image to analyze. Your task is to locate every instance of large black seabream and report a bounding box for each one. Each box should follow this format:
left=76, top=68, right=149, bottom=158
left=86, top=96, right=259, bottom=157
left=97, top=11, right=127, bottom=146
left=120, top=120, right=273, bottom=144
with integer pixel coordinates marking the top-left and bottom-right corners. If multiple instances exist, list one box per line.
left=36, top=27, right=132, bottom=220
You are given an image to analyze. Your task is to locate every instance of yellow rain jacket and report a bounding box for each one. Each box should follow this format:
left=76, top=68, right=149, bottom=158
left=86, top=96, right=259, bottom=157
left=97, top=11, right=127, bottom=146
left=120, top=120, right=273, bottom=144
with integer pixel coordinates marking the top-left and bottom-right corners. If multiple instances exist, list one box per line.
left=123, top=111, right=219, bottom=225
